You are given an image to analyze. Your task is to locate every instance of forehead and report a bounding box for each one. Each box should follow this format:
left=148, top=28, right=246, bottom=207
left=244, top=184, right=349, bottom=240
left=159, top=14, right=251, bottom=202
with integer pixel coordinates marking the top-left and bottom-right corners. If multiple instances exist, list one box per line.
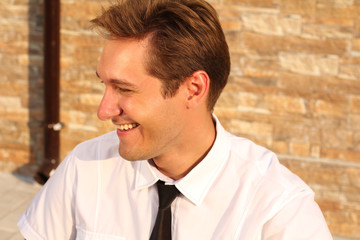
left=97, top=38, right=150, bottom=79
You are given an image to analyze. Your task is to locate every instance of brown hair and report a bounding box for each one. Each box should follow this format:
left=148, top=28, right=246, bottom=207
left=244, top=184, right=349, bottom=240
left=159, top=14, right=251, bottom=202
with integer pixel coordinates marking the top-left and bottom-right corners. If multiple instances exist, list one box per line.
left=91, top=0, right=230, bottom=110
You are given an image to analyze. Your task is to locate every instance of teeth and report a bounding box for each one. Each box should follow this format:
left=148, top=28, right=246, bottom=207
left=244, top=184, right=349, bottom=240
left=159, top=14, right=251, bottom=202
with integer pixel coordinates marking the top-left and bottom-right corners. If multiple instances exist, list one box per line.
left=117, top=123, right=137, bottom=131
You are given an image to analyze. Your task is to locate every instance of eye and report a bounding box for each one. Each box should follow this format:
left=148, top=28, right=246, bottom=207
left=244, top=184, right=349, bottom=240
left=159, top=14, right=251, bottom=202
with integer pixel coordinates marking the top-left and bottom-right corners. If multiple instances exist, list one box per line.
left=115, top=86, right=132, bottom=93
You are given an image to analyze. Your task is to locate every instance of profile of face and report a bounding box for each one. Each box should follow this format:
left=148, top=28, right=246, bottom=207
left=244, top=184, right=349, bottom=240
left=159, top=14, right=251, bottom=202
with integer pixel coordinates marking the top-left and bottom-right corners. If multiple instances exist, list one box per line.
left=96, top=38, right=189, bottom=161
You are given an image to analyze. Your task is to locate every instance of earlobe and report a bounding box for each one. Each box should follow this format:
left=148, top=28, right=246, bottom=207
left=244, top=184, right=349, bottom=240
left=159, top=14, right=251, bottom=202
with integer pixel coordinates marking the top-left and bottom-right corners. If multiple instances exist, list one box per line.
left=185, top=70, right=210, bottom=109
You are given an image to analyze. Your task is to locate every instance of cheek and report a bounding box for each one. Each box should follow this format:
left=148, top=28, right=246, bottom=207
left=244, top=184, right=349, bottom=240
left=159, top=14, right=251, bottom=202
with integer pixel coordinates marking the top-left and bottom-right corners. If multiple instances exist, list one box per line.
left=130, top=93, right=186, bottom=128
left=119, top=98, right=137, bottom=115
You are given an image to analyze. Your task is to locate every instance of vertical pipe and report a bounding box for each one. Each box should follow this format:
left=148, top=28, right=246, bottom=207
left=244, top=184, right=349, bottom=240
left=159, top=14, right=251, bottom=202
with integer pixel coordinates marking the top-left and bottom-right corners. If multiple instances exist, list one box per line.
left=34, top=0, right=61, bottom=185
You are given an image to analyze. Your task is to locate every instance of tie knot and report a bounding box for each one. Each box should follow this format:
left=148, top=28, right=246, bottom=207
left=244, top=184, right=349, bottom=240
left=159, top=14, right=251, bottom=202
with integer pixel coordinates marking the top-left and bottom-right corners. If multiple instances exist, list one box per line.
left=156, top=180, right=180, bottom=210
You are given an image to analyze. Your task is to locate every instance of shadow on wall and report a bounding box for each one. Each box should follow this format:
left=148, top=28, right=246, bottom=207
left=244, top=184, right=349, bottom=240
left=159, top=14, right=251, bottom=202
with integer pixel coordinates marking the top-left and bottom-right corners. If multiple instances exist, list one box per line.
left=14, top=0, right=45, bottom=178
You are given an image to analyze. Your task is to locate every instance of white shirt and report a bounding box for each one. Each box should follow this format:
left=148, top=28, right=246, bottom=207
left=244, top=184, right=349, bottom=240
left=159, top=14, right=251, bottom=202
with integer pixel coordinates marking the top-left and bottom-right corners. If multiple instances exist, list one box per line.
left=18, top=116, right=332, bottom=240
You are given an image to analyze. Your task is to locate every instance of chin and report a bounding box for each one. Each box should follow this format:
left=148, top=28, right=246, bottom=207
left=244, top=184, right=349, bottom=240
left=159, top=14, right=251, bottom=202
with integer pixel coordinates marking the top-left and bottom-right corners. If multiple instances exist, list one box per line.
left=118, top=149, right=148, bottom=162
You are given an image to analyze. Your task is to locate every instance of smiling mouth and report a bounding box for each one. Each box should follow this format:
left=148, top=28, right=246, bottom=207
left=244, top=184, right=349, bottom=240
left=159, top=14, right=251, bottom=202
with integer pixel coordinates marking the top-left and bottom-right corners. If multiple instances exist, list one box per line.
left=116, top=123, right=139, bottom=131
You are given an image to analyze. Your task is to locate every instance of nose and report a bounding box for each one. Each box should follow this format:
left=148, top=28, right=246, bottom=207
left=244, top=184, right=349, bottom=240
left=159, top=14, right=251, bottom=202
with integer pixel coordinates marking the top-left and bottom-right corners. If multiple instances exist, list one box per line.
left=97, top=89, right=122, bottom=121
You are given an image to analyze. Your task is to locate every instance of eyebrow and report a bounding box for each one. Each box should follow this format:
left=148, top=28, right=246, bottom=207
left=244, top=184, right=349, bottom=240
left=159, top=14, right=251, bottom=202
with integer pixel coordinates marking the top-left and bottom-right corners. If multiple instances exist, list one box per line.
left=95, top=71, right=139, bottom=90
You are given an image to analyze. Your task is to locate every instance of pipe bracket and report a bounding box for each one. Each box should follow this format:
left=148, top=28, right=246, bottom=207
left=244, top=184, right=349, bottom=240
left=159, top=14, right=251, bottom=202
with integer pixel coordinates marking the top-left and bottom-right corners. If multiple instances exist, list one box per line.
left=47, top=122, right=64, bottom=131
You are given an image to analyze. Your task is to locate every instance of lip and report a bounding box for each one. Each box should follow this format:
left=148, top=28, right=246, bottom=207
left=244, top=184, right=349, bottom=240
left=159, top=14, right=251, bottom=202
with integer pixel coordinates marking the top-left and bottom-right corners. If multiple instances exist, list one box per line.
left=115, top=123, right=139, bottom=137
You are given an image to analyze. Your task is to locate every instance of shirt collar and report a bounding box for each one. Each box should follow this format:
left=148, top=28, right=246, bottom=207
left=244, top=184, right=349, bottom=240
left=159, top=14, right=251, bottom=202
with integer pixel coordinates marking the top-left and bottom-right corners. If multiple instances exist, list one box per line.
left=134, top=160, right=158, bottom=190
left=134, top=114, right=232, bottom=206
left=176, top=115, right=231, bottom=205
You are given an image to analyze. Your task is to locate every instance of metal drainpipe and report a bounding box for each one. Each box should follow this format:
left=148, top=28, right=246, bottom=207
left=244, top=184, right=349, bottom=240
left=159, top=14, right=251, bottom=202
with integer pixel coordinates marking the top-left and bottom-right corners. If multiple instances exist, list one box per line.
left=34, top=0, right=62, bottom=185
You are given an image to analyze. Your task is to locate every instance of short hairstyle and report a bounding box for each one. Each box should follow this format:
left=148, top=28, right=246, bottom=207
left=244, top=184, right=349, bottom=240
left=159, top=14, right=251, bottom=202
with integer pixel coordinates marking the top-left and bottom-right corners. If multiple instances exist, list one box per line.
left=91, top=0, right=230, bottom=110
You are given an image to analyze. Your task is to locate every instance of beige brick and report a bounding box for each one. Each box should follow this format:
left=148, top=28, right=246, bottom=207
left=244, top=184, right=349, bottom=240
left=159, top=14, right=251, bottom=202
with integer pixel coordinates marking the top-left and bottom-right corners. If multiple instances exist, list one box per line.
left=220, top=20, right=242, bottom=31
left=280, top=159, right=343, bottom=186
left=344, top=168, right=360, bottom=189
left=60, top=136, right=83, bottom=161
left=242, top=32, right=349, bottom=55
left=302, top=23, right=353, bottom=39
left=310, top=144, right=321, bottom=158
left=278, top=72, right=324, bottom=92
left=318, top=0, right=354, bottom=8
left=228, top=119, right=273, bottom=137
left=72, top=46, right=101, bottom=66
left=316, top=2, right=360, bottom=19
left=314, top=99, right=346, bottom=116
left=321, top=129, right=353, bottom=149
left=61, top=110, right=87, bottom=125
left=242, top=13, right=284, bottom=36
left=225, top=31, right=245, bottom=53
left=213, top=107, right=239, bottom=119
left=0, top=81, right=28, bottom=96
left=280, top=15, right=302, bottom=36
left=278, top=72, right=360, bottom=96
left=340, top=57, right=360, bottom=65
left=353, top=38, right=360, bottom=51
left=325, top=211, right=360, bottom=237
left=355, top=20, right=360, bottom=37
left=339, top=63, right=360, bottom=80
left=223, top=0, right=280, bottom=7
left=321, top=148, right=360, bottom=163
left=0, top=96, right=22, bottom=109
left=241, top=56, right=279, bottom=71
left=304, top=17, right=354, bottom=26
left=273, top=125, right=320, bottom=143
left=242, top=56, right=279, bottom=75
left=350, top=96, right=360, bottom=113
left=217, top=92, right=240, bottom=109
left=61, top=2, right=104, bottom=19
left=61, top=79, right=94, bottom=94
left=61, top=34, right=104, bottom=48
left=353, top=131, right=360, bottom=151
left=79, top=93, right=102, bottom=106
left=0, top=108, right=29, bottom=122
left=265, top=95, right=306, bottom=114
left=348, top=114, right=360, bottom=130
left=91, top=114, right=114, bottom=129
left=217, top=91, right=259, bottom=108
left=290, top=142, right=310, bottom=156
left=272, top=141, right=289, bottom=154
left=316, top=199, right=341, bottom=212
left=280, top=0, right=316, bottom=15
left=0, top=144, right=30, bottom=164
left=279, top=53, right=339, bottom=76
left=214, top=4, right=244, bottom=20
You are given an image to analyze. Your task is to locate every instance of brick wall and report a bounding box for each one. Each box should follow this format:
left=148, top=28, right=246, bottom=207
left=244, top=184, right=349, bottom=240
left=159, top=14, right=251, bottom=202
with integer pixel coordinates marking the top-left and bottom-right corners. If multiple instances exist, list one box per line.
left=1, top=0, right=359, bottom=238
left=0, top=0, right=44, bottom=172
left=60, top=0, right=112, bottom=159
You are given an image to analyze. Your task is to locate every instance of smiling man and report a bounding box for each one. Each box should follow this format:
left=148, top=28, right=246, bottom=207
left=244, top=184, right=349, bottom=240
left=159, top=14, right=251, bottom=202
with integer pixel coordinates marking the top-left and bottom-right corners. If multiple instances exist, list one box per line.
left=96, top=38, right=216, bottom=180
left=18, top=0, right=332, bottom=239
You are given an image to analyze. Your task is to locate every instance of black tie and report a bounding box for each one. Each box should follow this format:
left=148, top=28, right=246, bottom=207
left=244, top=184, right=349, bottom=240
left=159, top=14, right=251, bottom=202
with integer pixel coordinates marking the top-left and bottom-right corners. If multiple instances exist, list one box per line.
left=150, top=180, right=180, bottom=240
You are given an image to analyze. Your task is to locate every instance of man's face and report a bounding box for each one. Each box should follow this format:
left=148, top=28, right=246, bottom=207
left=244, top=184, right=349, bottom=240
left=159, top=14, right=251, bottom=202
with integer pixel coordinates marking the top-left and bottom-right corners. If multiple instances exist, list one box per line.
left=96, top=38, right=188, bottom=161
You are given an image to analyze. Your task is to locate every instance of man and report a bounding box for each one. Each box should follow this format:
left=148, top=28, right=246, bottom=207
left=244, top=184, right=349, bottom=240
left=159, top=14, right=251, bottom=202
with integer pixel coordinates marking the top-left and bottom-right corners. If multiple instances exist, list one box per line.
left=18, top=0, right=332, bottom=239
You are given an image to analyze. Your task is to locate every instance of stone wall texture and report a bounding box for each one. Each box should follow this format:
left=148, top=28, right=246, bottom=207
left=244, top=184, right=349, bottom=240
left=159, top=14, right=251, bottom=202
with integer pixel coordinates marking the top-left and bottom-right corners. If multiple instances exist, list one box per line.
left=0, top=0, right=359, bottom=238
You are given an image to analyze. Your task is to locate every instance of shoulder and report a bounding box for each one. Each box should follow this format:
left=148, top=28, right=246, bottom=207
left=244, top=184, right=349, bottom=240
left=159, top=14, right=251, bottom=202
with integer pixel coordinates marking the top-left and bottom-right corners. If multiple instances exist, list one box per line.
left=227, top=133, right=277, bottom=176
left=228, top=134, right=275, bottom=170
left=226, top=133, right=312, bottom=198
left=71, top=130, right=119, bottom=161
left=225, top=134, right=322, bottom=227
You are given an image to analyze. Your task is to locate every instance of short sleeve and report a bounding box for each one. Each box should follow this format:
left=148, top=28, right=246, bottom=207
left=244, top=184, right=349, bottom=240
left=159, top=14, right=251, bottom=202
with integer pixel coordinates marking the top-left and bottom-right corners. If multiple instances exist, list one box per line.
left=17, top=150, right=78, bottom=240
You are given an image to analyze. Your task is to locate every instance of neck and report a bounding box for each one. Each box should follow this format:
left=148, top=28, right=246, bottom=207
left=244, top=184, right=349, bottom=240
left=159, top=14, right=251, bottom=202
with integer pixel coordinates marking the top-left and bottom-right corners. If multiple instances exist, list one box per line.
left=153, top=112, right=216, bottom=180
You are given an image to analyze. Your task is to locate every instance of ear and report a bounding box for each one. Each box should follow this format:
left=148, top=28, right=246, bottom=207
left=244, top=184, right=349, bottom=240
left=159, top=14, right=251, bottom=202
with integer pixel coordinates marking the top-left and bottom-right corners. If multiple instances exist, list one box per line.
left=184, top=70, right=210, bottom=109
